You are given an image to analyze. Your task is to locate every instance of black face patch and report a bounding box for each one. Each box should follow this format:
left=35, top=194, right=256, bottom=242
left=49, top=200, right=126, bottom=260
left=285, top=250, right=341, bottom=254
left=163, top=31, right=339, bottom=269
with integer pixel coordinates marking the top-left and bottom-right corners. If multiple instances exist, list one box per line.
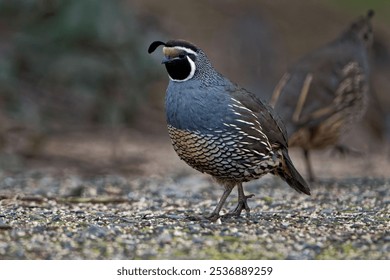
left=165, top=57, right=192, bottom=81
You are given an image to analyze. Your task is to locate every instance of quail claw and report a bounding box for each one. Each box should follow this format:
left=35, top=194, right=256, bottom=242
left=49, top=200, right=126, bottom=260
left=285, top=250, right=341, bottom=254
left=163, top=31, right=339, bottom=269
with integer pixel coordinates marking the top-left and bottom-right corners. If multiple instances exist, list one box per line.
left=229, top=193, right=255, bottom=217
left=205, top=212, right=221, bottom=222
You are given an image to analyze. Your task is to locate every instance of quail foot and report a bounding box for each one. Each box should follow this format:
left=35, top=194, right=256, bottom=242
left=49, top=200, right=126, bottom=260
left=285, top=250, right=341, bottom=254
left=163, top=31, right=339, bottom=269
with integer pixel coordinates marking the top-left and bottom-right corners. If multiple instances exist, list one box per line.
left=270, top=10, right=374, bottom=182
left=149, top=39, right=310, bottom=221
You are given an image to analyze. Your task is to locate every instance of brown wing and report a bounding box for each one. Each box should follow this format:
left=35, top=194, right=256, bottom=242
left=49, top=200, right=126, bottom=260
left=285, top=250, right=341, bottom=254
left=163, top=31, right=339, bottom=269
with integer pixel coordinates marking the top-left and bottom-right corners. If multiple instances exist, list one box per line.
left=227, top=86, right=310, bottom=195
left=228, top=86, right=289, bottom=149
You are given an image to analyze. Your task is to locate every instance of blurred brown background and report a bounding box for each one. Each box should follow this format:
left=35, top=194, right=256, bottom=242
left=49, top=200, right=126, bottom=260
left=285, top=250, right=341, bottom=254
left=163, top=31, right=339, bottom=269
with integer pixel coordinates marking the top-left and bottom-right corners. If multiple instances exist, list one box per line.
left=0, top=0, right=389, bottom=177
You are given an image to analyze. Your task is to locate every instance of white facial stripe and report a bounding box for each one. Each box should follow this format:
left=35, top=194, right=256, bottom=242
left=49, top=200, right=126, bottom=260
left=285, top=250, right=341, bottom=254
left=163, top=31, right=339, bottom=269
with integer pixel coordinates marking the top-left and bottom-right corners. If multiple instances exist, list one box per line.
left=172, top=46, right=198, bottom=56
left=169, top=56, right=196, bottom=83
left=185, top=56, right=196, bottom=79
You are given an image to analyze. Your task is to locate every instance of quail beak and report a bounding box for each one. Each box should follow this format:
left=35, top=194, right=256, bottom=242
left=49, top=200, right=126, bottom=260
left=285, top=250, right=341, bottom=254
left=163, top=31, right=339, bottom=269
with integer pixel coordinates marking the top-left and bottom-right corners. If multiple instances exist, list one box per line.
left=161, top=57, right=172, bottom=64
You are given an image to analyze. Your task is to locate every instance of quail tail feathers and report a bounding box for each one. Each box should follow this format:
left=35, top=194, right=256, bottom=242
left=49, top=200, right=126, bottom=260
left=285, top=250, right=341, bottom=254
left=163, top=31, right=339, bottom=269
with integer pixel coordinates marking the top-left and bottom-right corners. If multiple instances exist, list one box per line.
left=279, top=149, right=311, bottom=195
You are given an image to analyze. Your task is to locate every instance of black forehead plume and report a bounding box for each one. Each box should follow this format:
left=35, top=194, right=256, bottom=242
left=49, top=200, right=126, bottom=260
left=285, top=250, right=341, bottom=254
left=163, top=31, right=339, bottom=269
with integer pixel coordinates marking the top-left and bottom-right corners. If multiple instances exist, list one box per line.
left=148, top=39, right=199, bottom=54
left=349, top=9, right=375, bottom=31
left=367, top=9, right=374, bottom=19
left=148, top=41, right=166, bottom=54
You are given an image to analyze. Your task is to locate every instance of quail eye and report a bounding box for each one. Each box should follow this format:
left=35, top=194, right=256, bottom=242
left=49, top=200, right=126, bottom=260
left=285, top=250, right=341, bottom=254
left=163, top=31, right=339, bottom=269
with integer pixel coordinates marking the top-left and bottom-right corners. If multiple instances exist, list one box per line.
left=188, top=54, right=196, bottom=62
left=179, top=54, right=186, bottom=59
left=363, top=33, right=369, bottom=40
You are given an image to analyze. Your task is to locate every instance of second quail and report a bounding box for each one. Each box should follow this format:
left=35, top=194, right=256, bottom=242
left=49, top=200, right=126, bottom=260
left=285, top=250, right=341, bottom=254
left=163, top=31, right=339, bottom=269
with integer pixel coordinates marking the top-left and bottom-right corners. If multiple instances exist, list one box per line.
left=270, top=10, right=374, bottom=182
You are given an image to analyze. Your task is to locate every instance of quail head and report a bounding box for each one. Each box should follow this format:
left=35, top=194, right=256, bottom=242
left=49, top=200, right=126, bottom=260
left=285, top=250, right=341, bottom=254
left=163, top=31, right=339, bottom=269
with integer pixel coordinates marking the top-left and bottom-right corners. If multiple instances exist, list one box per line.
left=270, top=10, right=374, bottom=182
left=148, top=39, right=310, bottom=221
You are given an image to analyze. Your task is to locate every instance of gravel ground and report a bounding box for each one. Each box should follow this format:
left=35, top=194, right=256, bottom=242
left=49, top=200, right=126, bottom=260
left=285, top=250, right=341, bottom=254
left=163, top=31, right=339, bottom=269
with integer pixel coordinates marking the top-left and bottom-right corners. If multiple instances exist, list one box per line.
left=0, top=170, right=388, bottom=260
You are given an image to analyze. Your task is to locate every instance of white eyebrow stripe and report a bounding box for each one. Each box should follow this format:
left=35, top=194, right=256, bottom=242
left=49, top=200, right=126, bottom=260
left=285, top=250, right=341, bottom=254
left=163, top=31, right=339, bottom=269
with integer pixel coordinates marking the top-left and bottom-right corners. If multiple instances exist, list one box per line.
left=172, top=46, right=198, bottom=56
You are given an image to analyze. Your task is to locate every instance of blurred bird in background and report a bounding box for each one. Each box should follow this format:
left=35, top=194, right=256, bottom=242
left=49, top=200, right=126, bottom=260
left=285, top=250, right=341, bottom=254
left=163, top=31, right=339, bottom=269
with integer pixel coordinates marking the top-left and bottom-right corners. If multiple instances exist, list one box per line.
left=270, top=10, right=375, bottom=182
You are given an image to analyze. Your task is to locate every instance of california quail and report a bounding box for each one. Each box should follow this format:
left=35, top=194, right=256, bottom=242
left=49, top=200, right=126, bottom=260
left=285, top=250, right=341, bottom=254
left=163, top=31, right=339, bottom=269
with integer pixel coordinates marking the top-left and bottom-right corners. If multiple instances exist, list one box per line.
left=270, top=10, right=374, bottom=182
left=148, top=39, right=310, bottom=221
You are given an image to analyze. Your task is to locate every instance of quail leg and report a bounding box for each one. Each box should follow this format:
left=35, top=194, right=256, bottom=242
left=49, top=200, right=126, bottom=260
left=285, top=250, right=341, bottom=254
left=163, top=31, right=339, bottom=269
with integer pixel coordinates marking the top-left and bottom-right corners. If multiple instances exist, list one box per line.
left=206, top=185, right=234, bottom=222
left=303, top=149, right=315, bottom=183
left=229, top=183, right=255, bottom=217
